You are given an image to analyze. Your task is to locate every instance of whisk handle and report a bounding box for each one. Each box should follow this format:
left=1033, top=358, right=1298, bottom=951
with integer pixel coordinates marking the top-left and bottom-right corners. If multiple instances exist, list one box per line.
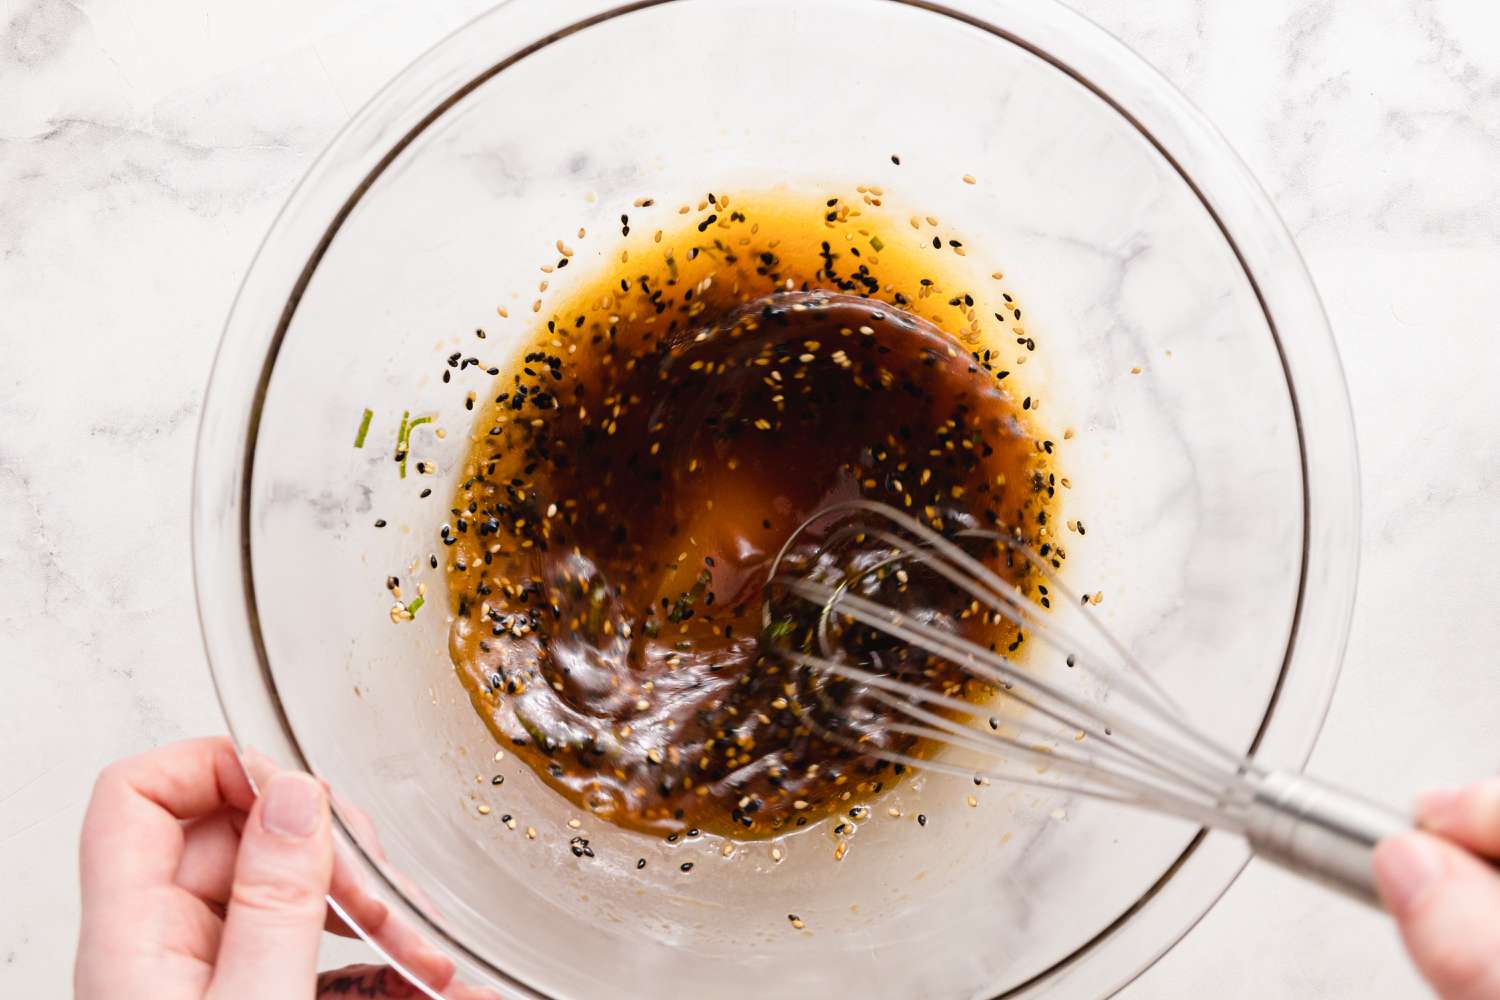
left=1245, top=769, right=1411, bottom=908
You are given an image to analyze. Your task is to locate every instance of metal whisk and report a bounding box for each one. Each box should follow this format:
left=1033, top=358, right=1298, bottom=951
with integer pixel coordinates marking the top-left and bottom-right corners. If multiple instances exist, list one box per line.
left=763, top=498, right=1412, bottom=906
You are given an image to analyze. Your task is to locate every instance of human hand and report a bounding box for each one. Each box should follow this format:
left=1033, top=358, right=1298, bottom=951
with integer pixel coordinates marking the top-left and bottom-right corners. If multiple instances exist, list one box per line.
left=1375, top=777, right=1500, bottom=1000
left=75, top=737, right=434, bottom=998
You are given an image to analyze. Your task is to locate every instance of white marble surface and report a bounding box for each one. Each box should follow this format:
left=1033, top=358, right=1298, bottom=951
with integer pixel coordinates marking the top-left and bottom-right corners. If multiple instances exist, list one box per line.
left=2, top=0, right=1497, bottom=996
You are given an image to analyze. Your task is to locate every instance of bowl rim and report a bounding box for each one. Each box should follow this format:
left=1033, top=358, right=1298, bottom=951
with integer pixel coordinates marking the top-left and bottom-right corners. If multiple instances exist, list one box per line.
left=192, top=1, right=1361, bottom=997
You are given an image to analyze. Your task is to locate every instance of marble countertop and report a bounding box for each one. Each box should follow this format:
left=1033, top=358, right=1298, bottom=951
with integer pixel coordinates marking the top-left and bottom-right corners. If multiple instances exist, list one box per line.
left=3, top=0, right=1497, bottom=995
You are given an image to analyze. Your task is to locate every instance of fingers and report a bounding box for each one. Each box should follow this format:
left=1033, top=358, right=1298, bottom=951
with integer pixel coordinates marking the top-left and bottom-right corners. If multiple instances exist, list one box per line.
left=1418, top=778, right=1500, bottom=858
left=174, top=807, right=247, bottom=903
left=326, top=789, right=398, bottom=934
left=445, top=981, right=508, bottom=1000
left=207, top=772, right=334, bottom=999
left=328, top=791, right=454, bottom=988
left=81, top=737, right=254, bottom=896
left=173, top=807, right=383, bottom=938
left=1375, top=831, right=1500, bottom=1000
left=363, top=912, right=458, bottom=994
left=77, top=739, right=254, bottom=999
left=239, top=754, right=450, bottom=987
left=325, top=842, right=391, bottom=938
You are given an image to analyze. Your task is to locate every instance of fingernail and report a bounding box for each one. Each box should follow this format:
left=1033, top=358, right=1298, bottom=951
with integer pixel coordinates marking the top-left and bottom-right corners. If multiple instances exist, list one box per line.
left=1416, top=786, right=1461, bottom=826
left=1374, top=834, right=1446, bottom=914
left=262, top=772, right=324, bottom=839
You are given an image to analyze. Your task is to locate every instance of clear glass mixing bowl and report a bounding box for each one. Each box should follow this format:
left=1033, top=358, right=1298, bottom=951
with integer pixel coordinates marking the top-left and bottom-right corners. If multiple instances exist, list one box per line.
left=192, top=1, right=1360, bottom=996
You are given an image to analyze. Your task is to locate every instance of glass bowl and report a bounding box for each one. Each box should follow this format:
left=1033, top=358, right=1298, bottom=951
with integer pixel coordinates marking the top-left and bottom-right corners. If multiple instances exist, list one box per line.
left=192, top=1, right=1360, bottom=997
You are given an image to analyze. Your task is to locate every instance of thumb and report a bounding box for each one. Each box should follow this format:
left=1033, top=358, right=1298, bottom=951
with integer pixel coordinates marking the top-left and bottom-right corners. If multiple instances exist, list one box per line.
left=1374, top=831, right=1500, bottom=1000
left=208, top=771, right=334, bottom=999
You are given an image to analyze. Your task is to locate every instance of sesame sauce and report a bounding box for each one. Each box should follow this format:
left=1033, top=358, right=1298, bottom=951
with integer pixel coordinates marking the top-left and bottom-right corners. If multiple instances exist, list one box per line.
left=445, top=190, right=1057, bottom=839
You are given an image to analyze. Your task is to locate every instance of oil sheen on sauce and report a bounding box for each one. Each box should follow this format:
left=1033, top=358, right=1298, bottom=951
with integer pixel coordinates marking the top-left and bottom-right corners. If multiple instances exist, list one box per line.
left=444, top=190, right=1057, bottom=839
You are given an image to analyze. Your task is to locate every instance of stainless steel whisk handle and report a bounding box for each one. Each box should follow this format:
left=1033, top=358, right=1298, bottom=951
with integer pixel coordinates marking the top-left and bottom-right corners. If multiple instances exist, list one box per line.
left=1245, top=769, right=1411, bottom=908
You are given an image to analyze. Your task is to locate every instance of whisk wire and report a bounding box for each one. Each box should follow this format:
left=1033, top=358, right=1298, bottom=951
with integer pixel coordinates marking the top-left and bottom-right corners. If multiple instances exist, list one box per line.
left=874, top=502, right=1247, bottom=771
left=783, top=566, right=1252, bottom=810
left=778, top=500, right=1262, bottom=773
left=765, top=499, right=1272, bottom=830
left=763, top=499, right=1416, bottom=908
left=805, top=647, right=1242, bottom=811
left=781, top=648, right=1248, bottom=832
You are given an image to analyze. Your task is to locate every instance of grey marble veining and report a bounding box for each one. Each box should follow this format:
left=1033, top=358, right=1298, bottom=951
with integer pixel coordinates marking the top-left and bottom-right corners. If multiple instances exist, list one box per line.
left=1, top=0, right=1498, bottom=995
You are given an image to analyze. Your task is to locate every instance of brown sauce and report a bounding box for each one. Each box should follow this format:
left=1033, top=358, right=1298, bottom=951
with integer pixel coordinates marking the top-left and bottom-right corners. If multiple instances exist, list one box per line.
left=443, top=191, right=1056, bottom=838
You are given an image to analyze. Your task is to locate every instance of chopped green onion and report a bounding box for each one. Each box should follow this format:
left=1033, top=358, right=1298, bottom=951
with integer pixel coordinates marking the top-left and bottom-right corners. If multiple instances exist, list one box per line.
left=666, top=569, right=711, bottom=623
left=869, top=236, right=885, bottom=252
left=353, top=408, right=373, bottom=448
left=394, top=411, right=410, bottom=477
left=406, top=595, right=425, bottom=616
left=763, top=619, right=795, bottom=642
left=399, top=414, right=433, bottom=479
